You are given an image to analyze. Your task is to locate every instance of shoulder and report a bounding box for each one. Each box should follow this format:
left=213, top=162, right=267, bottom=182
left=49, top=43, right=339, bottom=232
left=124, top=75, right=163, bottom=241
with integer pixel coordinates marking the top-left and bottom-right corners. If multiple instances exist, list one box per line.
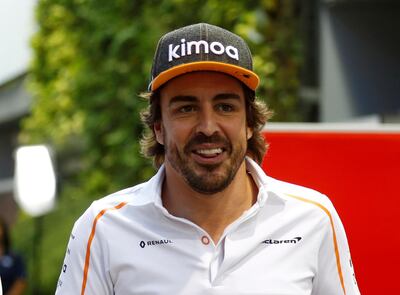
left=78, top=182, right=148, bottom=223
left=67, top=181, right=154, bottom=248
left=88, top=166, right=164, bottom=214
left=247, top=157, right=337, bottom=218
left=266, top=176, right=337, bottom=218
left=92, top=183, right=145, bottom=210
left=73, top=166, right=165, bottom=233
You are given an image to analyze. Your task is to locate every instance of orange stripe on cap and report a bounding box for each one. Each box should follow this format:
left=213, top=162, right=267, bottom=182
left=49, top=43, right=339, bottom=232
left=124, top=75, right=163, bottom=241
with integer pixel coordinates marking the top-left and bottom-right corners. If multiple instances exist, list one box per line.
left=81, top=201, right=128, bottom=295
left=150, top=61, right=259, bottom=91
left=285, top=194, right=346, bottom=295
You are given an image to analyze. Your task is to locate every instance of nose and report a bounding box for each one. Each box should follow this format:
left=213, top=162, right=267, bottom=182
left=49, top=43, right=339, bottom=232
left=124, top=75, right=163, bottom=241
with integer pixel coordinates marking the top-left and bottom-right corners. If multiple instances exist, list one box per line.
left=195, top=105, right=220, bottom=136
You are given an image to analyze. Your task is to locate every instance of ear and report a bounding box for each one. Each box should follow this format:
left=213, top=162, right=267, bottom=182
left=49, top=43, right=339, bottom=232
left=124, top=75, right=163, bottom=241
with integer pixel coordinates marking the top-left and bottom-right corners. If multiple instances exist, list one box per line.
left=154, top=121, right=164, bottom=145
left=246, top=127, right=253, bottom=140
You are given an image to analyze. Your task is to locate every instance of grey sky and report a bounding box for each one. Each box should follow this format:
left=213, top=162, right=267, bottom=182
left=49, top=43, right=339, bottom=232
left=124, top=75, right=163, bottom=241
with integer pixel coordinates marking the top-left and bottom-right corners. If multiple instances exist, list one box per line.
left=0, top=0, right=37, bottom=84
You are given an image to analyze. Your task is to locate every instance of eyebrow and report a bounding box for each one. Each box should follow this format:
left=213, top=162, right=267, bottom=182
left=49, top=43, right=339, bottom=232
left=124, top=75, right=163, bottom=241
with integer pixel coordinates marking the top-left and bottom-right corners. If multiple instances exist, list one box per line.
left=169, top=95, right=197, bottom=106
left=168, top=93, right=241, bottom=107
left=213, top=93, right=241, bottom=101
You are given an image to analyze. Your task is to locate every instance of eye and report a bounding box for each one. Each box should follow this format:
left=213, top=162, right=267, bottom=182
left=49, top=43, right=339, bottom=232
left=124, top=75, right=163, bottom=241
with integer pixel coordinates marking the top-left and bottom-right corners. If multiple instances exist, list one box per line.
left=216, top=104, right=234, bottom=112
left=178, top=105, right=196, bottom=113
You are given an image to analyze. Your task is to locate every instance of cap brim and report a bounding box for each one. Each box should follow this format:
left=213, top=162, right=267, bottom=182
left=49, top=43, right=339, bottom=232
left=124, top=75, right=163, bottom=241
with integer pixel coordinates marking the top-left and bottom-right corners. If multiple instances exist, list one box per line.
left=150, top=61, right=259, bottom=91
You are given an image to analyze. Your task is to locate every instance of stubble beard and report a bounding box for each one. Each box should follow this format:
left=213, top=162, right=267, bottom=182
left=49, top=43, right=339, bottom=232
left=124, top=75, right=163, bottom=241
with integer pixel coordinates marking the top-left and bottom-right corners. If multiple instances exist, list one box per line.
left=165, top=133, right=247, bottom=195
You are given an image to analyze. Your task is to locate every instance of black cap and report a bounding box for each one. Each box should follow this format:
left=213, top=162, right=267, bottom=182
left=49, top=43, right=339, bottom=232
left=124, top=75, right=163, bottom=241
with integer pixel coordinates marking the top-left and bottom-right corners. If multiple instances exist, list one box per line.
left=148, top=23, right=259, bottom=91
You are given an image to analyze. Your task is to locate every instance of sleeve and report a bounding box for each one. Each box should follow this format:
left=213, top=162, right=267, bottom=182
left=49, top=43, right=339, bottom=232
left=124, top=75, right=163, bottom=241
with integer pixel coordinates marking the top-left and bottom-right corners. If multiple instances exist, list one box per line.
left=55, top=202, right=113, bottom=295
left=311, top=200, right=361, bottom=295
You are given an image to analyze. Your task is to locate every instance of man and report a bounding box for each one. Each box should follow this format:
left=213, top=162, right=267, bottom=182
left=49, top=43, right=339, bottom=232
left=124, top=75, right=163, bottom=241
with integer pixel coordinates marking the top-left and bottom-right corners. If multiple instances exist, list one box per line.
left=56, top=23, right=360, bottom=294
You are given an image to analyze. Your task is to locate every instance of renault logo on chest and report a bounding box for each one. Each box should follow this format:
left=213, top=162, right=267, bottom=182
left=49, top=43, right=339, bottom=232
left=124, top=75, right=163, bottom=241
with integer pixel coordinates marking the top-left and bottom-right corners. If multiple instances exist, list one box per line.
left=139, top=239, right=173, bottom=248
left=168, top=39, right=239, bottom=62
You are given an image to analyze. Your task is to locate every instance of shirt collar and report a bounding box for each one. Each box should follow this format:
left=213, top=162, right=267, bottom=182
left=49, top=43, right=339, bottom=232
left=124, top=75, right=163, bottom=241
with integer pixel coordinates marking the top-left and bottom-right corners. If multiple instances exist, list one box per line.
left=244, top=156, right=271, bottom=206
left=128, top=165, right=165, bottom=206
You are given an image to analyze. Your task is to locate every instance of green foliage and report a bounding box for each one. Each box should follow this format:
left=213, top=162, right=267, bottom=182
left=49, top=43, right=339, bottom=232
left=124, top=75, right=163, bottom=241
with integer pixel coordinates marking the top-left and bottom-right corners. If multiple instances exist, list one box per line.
left=16, top=0, right=303, bottom=293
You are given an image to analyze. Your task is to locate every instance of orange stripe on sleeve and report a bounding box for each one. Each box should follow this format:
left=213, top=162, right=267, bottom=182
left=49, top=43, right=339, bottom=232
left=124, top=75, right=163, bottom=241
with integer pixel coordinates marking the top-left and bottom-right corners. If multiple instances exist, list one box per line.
left=81, top=201, right=128, bottom=295
left=285, top=194, right=346, bottom=295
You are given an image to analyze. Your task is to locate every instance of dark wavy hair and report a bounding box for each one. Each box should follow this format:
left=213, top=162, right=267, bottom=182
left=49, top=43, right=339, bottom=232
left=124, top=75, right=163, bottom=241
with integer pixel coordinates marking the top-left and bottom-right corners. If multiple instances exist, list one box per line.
left=0, top=217, right=10, bottom=254
left=140, top=84, right=272, bottom=169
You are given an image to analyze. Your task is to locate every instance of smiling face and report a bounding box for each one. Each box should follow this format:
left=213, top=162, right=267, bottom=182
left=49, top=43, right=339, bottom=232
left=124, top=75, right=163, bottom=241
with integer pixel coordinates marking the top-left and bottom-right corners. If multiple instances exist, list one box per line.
left=154, top=72, right=253, bottom=194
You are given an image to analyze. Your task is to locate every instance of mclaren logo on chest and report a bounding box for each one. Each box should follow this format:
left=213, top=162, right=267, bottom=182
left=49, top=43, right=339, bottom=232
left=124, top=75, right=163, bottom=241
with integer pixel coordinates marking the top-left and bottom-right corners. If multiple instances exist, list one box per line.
left=262, top=237, right=302, bottom=245
left=168, top=39, right=239, bottom=62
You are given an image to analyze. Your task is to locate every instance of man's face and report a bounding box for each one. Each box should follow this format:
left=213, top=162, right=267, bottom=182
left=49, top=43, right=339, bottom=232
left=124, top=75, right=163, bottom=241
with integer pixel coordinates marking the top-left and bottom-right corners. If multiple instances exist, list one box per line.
left=155, top=71, right=253, bottom=194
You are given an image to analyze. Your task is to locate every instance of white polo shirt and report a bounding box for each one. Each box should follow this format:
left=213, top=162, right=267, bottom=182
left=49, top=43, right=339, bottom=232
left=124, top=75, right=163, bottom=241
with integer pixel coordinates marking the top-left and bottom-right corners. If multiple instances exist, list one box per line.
left=56, top=157, right=360, bottom=295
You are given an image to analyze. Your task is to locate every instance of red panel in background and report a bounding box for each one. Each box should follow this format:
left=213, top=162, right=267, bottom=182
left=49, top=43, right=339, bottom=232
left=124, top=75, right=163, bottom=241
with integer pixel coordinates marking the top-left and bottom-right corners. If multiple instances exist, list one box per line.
left=261, top=131, right=400, bottom=295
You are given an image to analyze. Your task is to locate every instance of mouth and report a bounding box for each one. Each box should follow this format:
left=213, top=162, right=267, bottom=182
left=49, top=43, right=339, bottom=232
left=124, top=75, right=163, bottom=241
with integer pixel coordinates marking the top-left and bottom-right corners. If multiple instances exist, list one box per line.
left=190, top=146, right=226, bottom=166
left=184, top=133, right=231, bottom=166
left=194, top=148, right=224, bottom=158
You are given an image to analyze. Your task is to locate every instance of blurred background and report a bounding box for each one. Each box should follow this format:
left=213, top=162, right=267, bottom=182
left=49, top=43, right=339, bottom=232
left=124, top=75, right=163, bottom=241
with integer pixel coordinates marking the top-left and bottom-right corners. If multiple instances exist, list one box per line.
left=0, top=0, right=399, bottom=294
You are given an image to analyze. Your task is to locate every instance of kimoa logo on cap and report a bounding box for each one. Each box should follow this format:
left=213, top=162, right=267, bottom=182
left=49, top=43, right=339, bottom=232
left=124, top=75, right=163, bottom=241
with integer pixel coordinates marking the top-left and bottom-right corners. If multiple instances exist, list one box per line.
left=168, top=39, right=239, bottom=62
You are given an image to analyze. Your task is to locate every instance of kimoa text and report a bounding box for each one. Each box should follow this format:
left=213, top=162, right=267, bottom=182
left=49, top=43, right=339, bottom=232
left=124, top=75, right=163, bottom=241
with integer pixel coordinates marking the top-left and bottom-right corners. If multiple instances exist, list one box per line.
left=168, top=39, right=239, bottom=62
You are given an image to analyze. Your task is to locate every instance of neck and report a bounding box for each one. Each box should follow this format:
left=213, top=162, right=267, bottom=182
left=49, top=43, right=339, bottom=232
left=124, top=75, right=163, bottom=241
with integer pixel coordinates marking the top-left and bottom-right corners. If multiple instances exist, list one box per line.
left=162, top=160, right=258, bottom=244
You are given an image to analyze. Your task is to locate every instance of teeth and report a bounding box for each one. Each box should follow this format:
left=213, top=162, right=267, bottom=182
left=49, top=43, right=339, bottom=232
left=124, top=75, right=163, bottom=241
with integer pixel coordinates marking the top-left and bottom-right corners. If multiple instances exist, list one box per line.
left=196, top=148, right=222, bottom=155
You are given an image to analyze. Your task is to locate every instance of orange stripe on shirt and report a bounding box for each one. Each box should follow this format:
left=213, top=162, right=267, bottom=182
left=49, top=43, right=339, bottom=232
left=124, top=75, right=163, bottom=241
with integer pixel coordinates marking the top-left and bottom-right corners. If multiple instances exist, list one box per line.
left=81, top=201, right=128, bottom=295
left=285, top=194, right=346, bottom=295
